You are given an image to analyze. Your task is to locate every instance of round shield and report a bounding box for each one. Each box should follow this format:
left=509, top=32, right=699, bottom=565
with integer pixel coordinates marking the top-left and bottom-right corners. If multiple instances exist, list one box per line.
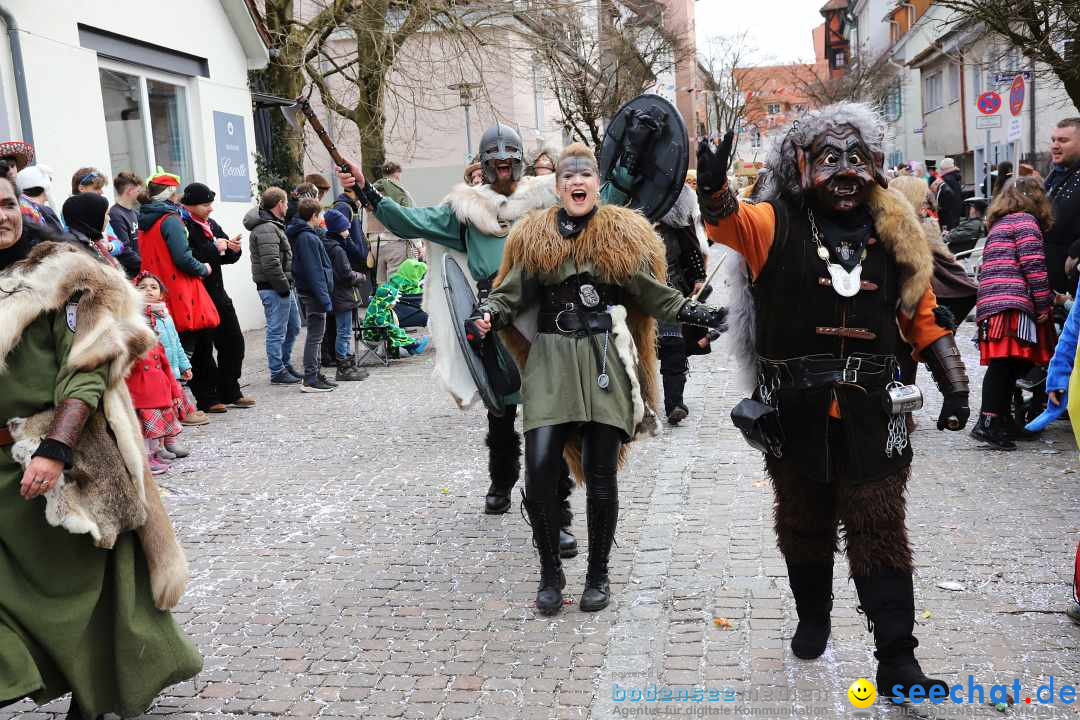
left=599, top=94, right=690, bottom=221
left=442, top=254, right=505, bottom=417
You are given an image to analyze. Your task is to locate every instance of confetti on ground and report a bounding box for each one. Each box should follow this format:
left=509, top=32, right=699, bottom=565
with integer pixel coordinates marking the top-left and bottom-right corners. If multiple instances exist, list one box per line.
left=713, top=617, right=733, bottom=630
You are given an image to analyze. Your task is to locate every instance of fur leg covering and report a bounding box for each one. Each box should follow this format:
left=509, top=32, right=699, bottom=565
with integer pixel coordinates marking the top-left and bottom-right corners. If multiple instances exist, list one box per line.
left=767, top=456, right=839, bottom=564
left=838, top=467, right=913, bottom=575
left=486, top=406, right=521, bottom=492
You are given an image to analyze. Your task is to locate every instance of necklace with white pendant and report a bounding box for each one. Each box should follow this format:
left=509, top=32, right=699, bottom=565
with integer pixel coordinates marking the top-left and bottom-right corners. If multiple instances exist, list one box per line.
left=809, top=210, right=866, bottom=298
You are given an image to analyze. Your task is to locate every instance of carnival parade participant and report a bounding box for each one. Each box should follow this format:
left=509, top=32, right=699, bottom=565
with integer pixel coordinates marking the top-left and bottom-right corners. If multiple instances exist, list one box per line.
left=0, top=176, right=200, bottom=719
left=697, top=103, right=970, bottom=698
left=336, top=126, right=587, bottom=557
left=469, top=143, right=727, bottom=614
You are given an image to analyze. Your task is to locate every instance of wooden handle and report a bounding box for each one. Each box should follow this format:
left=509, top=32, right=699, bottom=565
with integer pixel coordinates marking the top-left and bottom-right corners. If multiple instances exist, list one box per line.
left=296, top=100, right=346, bottom=167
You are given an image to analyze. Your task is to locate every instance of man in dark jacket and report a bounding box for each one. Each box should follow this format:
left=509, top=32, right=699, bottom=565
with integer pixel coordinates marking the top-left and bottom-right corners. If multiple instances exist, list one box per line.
left=108, top=171, right=143, bottom=277
left=1047, top=118, right=1080, bottom=295
left=181, top=182, right=255, bottom=409
left=943, top=197, right=987, bottom=255
left=935, top=157, right=964, bottom=231
left=288, top=198, right=337, bottom=392
left=322, top=209, right=368, bottom=382
left=245, top=187, right=302, bottom=384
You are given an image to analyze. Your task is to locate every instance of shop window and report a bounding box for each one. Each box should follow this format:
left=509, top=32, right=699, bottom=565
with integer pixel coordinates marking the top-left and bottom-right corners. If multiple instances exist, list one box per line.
left=98, top=64, right=192, bottom=182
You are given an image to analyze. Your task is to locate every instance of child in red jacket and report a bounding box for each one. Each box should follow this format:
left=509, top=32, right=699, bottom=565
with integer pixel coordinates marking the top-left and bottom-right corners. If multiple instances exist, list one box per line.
left=126, top=305, right=188, bottom=474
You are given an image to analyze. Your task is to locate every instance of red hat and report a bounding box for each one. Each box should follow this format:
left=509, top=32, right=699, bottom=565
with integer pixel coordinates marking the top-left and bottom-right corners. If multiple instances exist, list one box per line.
left=0, top=141, right=35, bottom=170
left=147, top=165, right=181, bottom=187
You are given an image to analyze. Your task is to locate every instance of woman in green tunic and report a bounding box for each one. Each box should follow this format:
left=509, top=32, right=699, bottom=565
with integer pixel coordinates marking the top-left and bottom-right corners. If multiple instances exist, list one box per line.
left=470, top=144, right=727, bottom=615
left=0, top=176, right=202, bottom=719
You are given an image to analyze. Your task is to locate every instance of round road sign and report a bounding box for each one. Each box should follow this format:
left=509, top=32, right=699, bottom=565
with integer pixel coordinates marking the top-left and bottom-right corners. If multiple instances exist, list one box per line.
left=977, top=91, right=1002, bottom=115
left=1010, top=75, right=1026, bottom=116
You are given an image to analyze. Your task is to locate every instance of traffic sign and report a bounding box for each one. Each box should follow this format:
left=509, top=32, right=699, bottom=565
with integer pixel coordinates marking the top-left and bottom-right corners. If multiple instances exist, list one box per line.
left=1009, top=75, right=1026, bottom=116
left=994, top=71, right=1032, bottom=84
left=977, top=91, right=1002, bottom=115
left=976, top=115, right=1003, bottom=129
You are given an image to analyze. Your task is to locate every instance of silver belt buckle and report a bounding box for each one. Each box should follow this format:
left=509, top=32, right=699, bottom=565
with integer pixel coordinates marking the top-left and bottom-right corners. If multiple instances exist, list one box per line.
left=555, top=303, right=574, bottom=334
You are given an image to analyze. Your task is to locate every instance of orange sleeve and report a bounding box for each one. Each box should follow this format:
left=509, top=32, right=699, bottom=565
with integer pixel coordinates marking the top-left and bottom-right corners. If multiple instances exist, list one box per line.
left=897, top=286, right=950, bottom=358
left=703, top=200, right=776, bottom=279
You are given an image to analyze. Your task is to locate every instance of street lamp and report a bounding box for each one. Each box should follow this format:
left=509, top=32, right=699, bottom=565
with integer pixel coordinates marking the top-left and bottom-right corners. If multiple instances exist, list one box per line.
left=448, top=81, right=482, bottom=162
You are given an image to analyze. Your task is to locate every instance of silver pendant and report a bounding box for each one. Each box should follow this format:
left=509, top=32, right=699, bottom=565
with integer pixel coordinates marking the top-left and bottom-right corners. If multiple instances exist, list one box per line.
left=597, top=373, right=610, bottom=390
left=826, top=263, right=862, bottom=297
left=579, top=284, right=601, bottom=308
left=816, top=245, right=829, bottom=261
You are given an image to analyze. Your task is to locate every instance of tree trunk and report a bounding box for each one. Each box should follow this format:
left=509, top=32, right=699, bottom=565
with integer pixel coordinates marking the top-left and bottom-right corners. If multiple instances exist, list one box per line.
left=252, top=0, right=306, bottom=187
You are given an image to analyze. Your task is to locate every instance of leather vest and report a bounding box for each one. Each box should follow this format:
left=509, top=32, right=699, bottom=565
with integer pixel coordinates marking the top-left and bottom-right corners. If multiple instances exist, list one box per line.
left=752, top=197, right=912, bottom=483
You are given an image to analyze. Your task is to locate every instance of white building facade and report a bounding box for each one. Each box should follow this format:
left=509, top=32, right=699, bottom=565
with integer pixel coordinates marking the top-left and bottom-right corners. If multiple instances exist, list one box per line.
left=0, top=0, right=270, bottom=329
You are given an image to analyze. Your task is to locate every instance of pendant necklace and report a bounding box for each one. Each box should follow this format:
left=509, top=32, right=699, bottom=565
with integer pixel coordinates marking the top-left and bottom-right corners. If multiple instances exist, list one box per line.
left=808, top=209, right=865, bottom=298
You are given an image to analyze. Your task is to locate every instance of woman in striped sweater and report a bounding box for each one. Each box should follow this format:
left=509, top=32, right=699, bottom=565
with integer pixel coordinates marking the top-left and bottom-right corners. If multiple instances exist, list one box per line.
left=972, top=177, right=1056, bottom=449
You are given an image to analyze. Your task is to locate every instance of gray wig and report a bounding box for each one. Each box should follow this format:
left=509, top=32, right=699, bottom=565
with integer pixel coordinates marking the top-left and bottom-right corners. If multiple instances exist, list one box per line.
left=757, top=102, right=888, bottom=203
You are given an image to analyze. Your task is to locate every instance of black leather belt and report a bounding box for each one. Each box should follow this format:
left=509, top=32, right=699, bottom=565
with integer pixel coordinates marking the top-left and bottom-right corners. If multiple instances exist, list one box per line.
left=541, top=277, right=621, bottom=308
left=539, top=311, right=613, bottom=336
left=760, top=354, right=895, bottom=391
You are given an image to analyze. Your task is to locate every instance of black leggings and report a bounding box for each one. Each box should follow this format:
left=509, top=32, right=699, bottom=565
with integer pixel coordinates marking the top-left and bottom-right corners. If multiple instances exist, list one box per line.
left=524, top=422, right=622, bottom=509
left=980, top=357, right=1032, bottom=415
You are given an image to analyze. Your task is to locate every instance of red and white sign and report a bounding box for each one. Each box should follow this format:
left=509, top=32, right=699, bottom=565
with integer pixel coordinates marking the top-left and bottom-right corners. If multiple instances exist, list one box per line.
left=977, top=91, right=1002, bottom=115
left=1009, top=75, right=1026, bottom=116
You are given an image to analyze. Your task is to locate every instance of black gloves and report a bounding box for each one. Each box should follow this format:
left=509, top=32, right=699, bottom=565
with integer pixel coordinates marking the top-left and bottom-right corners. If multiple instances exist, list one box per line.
left=357, top=181, right=383, bottom=210
left=677, top=299, right=728, bottom=332
left=921, top=334, right=971, bottom=431
left=464, top=308, right=491, bottom=352
left=621, top=108, right=664, bottom=176
left=697, top=130, right=734, bottom=196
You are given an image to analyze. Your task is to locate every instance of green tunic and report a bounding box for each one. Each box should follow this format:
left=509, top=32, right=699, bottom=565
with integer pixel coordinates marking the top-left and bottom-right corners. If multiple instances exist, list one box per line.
left=0, top=310, right=202, bottom=716
left=485, top=259, right=685, bottom=439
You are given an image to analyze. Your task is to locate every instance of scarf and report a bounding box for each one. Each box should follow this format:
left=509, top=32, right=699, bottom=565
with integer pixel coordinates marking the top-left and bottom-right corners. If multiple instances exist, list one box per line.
left=556, top=207, right=597, bottom=238
left=181, top=207, right=214, bottom=240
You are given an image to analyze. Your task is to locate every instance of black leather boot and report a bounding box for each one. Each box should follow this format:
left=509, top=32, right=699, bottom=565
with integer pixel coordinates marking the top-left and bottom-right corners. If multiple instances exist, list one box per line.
left=786, top=561, right=833, bottom=659
left=854, top=569, right=948, bottom=701
left=485, top=409, right=520, bottom=514
left=558, top=462, right=578, bottom=558
left=662, top=373, right=688, bottom=425
left=580, top=495, right=618, bottom=612
left=522, top=493, right=565, bottom=615
left=970, top=412, right=1016, bottom=450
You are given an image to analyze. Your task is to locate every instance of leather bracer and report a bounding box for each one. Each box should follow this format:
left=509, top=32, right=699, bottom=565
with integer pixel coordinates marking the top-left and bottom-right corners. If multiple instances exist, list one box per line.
left=922, top=334, right=969, bottom=396
left=31, top=398, right=93, bottom=468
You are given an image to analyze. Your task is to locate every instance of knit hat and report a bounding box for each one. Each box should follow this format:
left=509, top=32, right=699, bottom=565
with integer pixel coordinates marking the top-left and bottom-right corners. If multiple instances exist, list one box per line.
left=181, top=182, right=216, bottom=205
left=323, top=208, right=350, bottom=234
left=62, top=192, right=109, bottom=241
left=16, top=165, right=51, bottom=194
left=939, top=157, right=957, bottom=173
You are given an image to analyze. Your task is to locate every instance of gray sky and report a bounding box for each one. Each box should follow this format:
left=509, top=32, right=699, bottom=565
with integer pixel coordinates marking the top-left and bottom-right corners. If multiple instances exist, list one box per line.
left=695, top=0, right=826, bottom=65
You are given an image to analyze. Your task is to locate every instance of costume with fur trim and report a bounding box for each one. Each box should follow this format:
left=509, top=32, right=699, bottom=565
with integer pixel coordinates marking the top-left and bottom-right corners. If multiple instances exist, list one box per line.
left=701, top=102, right=968, bottom=693
left=487, top=204, right=686, bottom=480
left=0, top=241, right=201, bottom=716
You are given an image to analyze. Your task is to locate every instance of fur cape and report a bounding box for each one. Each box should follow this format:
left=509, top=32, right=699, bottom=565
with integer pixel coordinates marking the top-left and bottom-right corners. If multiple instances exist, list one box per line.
left=493, top=204, right=667, bottom=484
left=442, top=173, right=558, bottom=238
left=0, top=241, right=190, bottom=610
left=722, top=185, right=935, bottom=394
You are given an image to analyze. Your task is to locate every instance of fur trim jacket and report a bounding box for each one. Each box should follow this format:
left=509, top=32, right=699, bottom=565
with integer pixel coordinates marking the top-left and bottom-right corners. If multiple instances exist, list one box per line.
left=0, top=241, right=190, bottom=610
left=488, top=205, right=686, bottom=482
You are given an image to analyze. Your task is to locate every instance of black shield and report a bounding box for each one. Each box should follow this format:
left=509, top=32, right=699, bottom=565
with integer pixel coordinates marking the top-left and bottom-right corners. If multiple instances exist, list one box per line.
left=600, top=94, right=690, bottom=221
left=442, top=254, right=520, bottom=417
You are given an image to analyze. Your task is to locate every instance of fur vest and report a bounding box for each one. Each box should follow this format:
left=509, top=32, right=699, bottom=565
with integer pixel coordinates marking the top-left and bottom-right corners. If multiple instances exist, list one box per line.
left=0, top=241, right=190, bottom=610
left=494, top=204, right=666, bottom=483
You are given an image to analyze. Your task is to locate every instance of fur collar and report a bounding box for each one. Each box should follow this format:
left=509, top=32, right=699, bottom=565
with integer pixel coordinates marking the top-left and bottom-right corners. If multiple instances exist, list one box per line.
left=866, top=185, right=934, bottom=317
left=659, top=184, right=699, bottom=229
left=498, top=204, right=665, bottom=282
left=443, top=174, right=558, bottom=237
left=0, top=242, right=156, bottom=381
left=494, top=204, right=667, bottom=482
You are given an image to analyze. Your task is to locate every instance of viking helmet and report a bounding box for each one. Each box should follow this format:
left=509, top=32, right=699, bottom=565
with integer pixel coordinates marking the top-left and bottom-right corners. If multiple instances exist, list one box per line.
left=478, top=123, right=524, bottom=184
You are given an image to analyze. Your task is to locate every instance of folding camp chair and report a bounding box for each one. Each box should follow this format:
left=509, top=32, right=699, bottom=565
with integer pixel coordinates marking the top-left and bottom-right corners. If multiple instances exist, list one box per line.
left=352, top=306, right=392, bottom=368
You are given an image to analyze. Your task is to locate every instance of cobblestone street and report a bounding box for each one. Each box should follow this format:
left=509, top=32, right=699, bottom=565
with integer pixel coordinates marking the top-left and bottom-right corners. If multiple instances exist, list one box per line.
left=4, top=323, right=1080, bottom=720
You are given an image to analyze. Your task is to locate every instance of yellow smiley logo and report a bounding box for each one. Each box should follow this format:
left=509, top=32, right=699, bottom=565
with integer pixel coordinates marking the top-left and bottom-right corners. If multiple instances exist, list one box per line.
left=848, top=678, right=877, bottom=708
